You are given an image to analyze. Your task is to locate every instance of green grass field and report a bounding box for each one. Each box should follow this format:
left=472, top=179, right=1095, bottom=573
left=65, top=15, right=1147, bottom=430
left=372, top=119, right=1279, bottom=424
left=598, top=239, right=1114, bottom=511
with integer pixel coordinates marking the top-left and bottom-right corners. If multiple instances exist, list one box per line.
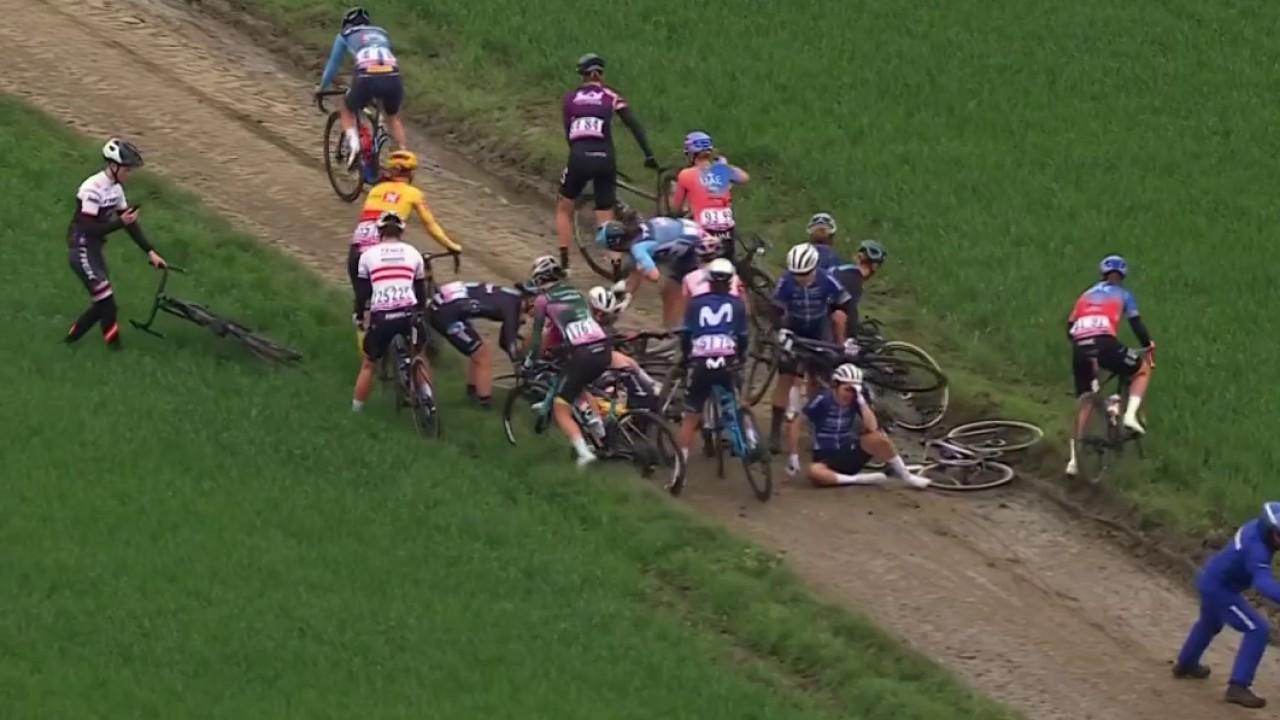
left=0, top=95, right=1016, bottom=718
left=247, top=0, right=1280, bottom=533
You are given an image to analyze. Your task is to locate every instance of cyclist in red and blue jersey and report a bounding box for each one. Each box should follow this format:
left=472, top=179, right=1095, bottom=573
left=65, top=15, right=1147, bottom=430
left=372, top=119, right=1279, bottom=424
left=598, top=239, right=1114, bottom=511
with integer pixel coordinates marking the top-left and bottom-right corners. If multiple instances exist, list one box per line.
left=555, top=53, right=658, bottom=269
left=1065, top=254, right=1155, bottom=476
left=671, top=131, right=749, bottom=262
left=598, top=216, right=702, bottom=331
left=767, top=243, right=851, bottom=451
left=314, top=7, right=406, bottom=168
left=1173, top=502, right=1280, bottom=709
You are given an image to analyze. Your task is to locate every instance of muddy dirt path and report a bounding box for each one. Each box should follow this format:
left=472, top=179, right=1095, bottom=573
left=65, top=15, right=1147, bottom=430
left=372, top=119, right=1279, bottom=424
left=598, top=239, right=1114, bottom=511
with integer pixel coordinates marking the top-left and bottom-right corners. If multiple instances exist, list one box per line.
left=2, top=1, right=1275, bottom=718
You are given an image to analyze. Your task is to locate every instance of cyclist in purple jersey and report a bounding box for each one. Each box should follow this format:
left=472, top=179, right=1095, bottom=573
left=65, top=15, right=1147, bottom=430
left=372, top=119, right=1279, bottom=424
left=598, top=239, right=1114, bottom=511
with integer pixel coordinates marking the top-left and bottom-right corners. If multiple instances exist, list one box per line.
left=555, top=53, right=658, bottom=269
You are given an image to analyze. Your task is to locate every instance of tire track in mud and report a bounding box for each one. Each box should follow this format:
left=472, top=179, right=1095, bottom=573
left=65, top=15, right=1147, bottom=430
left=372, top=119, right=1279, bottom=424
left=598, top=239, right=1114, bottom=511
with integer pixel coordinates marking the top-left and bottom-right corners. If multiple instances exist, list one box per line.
left=1, top=1, right=1273, bottom=718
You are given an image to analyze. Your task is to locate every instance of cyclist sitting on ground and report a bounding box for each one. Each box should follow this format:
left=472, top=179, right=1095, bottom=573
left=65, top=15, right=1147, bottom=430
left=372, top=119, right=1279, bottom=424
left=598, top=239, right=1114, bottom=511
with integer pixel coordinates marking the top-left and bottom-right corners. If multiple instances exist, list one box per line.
left=555, top=53, right=658, bottom=269
left=351, top=212, right=431, bottom=412
left=522, top=255, right=614, bottom=468
left=805, top=212, right=842, bottom=271
left=597, top=216, right=703, bottom=332
left=65, top=138, right=168, bottom=350
left=348, top=150, right=461, bottom=349
left=1065, top=254, right=1155, bottom=476
left=670, top=131, right=749, bottom=261
left=315, top=7, right=408, bottom=168
left=768, top=243, right=851, bottom=452
left=678, top=259, right=752, bottom=465
left=787, top=363, right=930, bottom=489
left=831, top=239, right=887, bottom=342
left=429, top=279, right=525, bottom=409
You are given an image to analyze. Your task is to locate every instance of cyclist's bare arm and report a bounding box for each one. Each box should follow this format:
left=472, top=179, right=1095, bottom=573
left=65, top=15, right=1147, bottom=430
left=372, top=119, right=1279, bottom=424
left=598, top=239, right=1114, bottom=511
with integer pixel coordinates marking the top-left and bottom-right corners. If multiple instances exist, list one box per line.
left=413, top=201, right=462, bottom=253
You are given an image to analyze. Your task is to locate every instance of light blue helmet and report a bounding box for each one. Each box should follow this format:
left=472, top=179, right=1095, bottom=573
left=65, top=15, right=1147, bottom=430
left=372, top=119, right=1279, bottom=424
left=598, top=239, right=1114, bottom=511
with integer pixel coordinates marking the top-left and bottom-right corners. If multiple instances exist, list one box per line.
left=684, top=131, right=713, bottom=155
left=1099, top=254, right=1128, bottom=278
left=1259, top=501, right=1280, bottom=533
left=595, top=221, right=628, bottom=250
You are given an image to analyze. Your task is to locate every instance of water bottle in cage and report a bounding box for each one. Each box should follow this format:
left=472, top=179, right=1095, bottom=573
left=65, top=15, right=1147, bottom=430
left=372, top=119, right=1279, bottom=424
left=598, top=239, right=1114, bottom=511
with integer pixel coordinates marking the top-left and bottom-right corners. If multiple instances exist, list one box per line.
left=581, top=403, right=607, bottom=442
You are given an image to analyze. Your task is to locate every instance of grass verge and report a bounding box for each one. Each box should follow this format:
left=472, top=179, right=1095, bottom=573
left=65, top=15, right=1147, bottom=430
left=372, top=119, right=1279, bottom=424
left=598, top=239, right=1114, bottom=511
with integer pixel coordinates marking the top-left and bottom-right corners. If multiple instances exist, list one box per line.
left=237, top=0, right=1272, bottom=535
left=0, top=95, right=1016, bottom=718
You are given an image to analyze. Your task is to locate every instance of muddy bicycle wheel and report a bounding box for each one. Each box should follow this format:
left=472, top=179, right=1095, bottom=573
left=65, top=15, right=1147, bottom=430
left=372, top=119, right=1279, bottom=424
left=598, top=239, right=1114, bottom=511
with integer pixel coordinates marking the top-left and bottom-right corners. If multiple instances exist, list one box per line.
left=502, top=378, right=552, bottom=446
left=737, top=407, right=772, bottom=502
left=613, top=409, right=686, bottom=496
left=571, top=194, right=632, bottom=281
left=875, top=341, right=947, bottom=430
left=323, top=111, right=363, bottom=202
left=921, top=460, right=1015, bottom=491
left=859, top=353, right=947, bottom=394
left=946, top=419, right=1044, bottom=454
left=745, top=342, right=777, bottom=406
left=408, top=359, right=441, bottom=439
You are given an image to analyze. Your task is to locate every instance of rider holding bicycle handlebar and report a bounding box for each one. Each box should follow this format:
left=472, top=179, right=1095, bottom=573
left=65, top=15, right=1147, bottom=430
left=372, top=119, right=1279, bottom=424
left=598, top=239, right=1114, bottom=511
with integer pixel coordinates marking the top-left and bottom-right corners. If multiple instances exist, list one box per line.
left=678, top=259, right=751, bottom=465
left=429, top=280, right=525, bottom=409
left=315, top=7, right=407, bottom=168
left=598, top=216, right=703, bottom=332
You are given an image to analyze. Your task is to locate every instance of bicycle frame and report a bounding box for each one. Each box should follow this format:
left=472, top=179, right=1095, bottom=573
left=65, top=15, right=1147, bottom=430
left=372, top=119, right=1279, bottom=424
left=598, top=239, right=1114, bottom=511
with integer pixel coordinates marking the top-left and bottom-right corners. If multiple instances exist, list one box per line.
left=130, top=265, right=190, bottom=338
left=710, top=384, right=751, bottom=457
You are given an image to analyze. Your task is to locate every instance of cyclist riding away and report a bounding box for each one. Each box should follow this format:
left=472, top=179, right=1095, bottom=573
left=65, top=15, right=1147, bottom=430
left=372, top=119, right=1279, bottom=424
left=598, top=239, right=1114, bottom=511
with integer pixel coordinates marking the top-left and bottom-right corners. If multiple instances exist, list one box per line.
left=678, top=259, right=751, bottom=465
left=597, top=216, right=702, bottom=331
left=352, top=212, right=431, bottom=412
left=65, top=138, right=167, bottom=350
left=316, top=7, right=407, bottom=168
left=556, top=53, right=658, bottom=269
left=768, top=243, right=851, bottom=452
left=806, top=212, right=842, bottom=271
left=1173, top=501, right=1280, bottom=709
left=1065, top=254, right=1154, bottom=476
left=429, top=279, right=525, bottom=409
left=787, top=363, right=930, bottom=489
left=522, top=256, right=613, bottom=467
left=831, top=239, right=887, bottom=341
left=348, top=150, right=461, bottom=349
left=670, top=131, right=749, bottom=261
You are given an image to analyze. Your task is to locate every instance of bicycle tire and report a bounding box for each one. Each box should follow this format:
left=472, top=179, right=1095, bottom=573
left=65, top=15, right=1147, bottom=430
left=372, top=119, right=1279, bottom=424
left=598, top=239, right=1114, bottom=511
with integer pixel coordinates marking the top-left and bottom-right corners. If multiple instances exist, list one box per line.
left=737, top=407, right=773, bottom=501
left=741, top=266, right=776, bottom=335
left=571, top=194, right=630, bottom=281
left=876, top=341, right=948, bottom=430
left=945, top=419, right=1044, bottom=454
left=163, top=298, right=218, bottom=327
left=745, top=343, right=777, bottom=407
left=708, top=399, right=725, bottom=477
left=614, top=409, right=687, bottom=496
left=921, top=460, right=1015, bottom=492
left=859, top=353, right=948, bottom=394
left=409, top=358, right=441, bottom=439
left=222, top=322, right=303, bottom=365
left=502, top=378, right=552, bottom=446
left=323, top=111, right=363, bottom=202
left=657, top=365, right=687, bottom=424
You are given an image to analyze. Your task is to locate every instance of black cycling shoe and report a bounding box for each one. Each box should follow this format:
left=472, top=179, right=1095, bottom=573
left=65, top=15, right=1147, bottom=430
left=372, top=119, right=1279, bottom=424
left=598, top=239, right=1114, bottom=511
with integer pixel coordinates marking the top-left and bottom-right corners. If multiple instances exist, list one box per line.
left=1226, top=684, right=1266, bottom=709
left=1171, top=663, right=1211, bottom=680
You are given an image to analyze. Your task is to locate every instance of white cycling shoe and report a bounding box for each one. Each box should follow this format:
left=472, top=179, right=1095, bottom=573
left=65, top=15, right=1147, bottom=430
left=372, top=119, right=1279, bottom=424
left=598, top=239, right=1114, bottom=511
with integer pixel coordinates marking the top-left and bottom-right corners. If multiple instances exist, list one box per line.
left=575, top=451, right=598, bottom=469
left=345, top=135, right=361, bottom=170
left=1065, top=458, right=1079, bottom=476
left=1123, top=415, right=1146, bottom=435
left=903, top=473, right=931, bottom=490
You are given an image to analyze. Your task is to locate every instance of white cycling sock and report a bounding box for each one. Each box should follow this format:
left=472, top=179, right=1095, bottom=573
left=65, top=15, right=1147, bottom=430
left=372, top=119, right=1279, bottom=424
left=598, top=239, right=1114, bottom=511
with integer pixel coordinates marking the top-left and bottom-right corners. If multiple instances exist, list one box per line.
left=1068, top=439, right=1078, bottom=464
left=834, top=472, right=888, bottom=486
left=1125, top=395, right=1143, bottom=420
left=352, top=399, right=364, bottom=412
left=572, top=436, right=593, bottom=459
left=344, top=128, right=359, bottom=153
left=680, top=447, right=690, bottom=462
left=887, top=455, right=910, bottom=479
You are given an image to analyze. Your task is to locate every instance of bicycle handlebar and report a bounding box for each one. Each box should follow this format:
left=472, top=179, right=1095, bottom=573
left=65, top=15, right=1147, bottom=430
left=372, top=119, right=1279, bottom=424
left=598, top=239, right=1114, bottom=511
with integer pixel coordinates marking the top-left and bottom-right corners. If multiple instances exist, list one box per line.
left=315, top=88, right=347, bottom=113
left=422, top=250, right=462, bottom=273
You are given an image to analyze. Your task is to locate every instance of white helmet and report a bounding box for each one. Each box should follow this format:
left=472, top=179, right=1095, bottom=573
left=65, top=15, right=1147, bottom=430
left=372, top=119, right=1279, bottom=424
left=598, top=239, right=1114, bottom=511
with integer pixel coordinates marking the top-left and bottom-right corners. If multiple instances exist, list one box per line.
left=832, top=363, right=863, bottom=386
left=102, top=138, right=144, bottom=168
left=588, top=285, right=622, bottom=314
left=529, top=255, right=564, bottom=286
left=786, top=243, right=820, bottom=274
left=707, top=257, right=736, bottom=283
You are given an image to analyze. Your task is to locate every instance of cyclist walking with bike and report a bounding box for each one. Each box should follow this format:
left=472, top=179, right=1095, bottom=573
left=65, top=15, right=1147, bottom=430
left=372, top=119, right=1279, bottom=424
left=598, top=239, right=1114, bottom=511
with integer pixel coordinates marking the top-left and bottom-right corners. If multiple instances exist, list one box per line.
left=556, top=53, right=658, bottom=269
left=315, top=7, right=407, bottom=168
left=65, top=138, right=167, bottom=350
left=351, top=212, right=431, bottom=412
left=670, top=131, right=749, bottom=261
left=1065, top=255, right=1154, bottom=477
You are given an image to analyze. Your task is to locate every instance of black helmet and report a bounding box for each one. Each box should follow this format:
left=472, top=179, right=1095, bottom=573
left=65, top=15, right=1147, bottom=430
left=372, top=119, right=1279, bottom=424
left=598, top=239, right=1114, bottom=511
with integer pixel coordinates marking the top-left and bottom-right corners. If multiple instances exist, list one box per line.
left=376, top=211, right=406, bottom=233
left=102, top=138, right=144, bottom=168
left=577, top=53, right=606, bottom=76
left=342, top=7, right=370, bottom=29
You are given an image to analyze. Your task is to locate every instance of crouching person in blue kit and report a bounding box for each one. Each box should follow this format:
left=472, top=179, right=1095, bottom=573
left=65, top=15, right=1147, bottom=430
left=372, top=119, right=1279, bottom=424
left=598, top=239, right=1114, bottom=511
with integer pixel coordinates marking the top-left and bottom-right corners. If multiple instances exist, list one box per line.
left=1173, top=501, right=1280, bottom=709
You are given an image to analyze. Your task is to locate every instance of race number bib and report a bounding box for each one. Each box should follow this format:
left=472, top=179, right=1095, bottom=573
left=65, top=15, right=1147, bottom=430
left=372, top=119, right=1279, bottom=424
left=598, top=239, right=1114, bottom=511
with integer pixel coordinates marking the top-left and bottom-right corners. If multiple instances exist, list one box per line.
left=371, top=284, right=414, bottom=310
left=434, top=281, right=469, bottom=305
left=692, top=333, right=736, bottom=357
left=698, top=207, right=735, bottom=230
left=351, top=220, right=379, bottom=248
left=355, top=46, right=397, bottom=72
left=569, top=116, right=605, bottom=140
left=1070, top=314, right=1113, bottom=338
left=563, top=318, right=606, bottom=346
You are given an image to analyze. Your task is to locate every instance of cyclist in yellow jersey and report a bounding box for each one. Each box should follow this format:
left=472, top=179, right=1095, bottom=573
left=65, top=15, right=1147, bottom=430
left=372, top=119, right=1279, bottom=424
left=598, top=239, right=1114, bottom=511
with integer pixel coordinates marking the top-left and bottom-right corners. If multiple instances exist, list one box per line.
left=347, top=150, right=461, bottom=347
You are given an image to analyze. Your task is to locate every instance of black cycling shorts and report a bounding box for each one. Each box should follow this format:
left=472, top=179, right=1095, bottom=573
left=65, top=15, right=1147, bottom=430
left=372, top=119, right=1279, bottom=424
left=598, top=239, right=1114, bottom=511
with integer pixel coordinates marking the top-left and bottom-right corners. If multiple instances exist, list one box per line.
left=812, top=446, right=872, bottom=475
left=556, top=341, right=611, bottom=404
left=559, top=146, right=617, bottom=209
left=668, top=252, right=699, bottom=282
left=346, top=71, right=404, bottom=115
left=1071, top=335, right=1142, bottom=397
left=363, top=309, right=415, bottom=361
left=68, top=237, right=113, bottom=301
left=430, top=299, right=484, bottom=356
left=683, top=361, right=738, bottom=414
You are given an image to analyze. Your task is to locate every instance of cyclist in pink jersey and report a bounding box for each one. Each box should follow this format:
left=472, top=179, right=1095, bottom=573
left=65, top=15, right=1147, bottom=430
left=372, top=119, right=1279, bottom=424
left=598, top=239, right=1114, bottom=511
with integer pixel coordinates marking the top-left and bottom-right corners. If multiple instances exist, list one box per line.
left=682, top=233, right=746, bottom=298
left=671, top=131, right=749, bottom=261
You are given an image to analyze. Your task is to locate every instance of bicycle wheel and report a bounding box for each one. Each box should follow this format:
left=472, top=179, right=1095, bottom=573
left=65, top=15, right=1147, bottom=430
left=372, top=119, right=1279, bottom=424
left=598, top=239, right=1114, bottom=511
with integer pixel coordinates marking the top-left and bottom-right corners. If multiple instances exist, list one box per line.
left=745, top=342, right=777, bottom=406
left=409, top=358, right=441, bottom=439
left=737, top=407, right=773, bottom=501
left=324, top=111, right=363, bottom=202
left=164, top=298, right=218, bottom=327
left=1076, top=404, right=1119, bottom=484
left=859, top=353, right=947, bottom=394
left=741, top=266, right=775, bottom=335
left=874, top=341, right=947, bottom=430
left=613, top=409, right=687, bottom=496
left=706, top=399, right=725, bottom=477
left=657, top=365, right=687, bottom=424
left=945, top=419, right=1044, bottom=453
left=223, top=322, right=303, bottom=365
left=502, top=378, right=552, bottom=446
left=920, top=461, right=1015, bottom=491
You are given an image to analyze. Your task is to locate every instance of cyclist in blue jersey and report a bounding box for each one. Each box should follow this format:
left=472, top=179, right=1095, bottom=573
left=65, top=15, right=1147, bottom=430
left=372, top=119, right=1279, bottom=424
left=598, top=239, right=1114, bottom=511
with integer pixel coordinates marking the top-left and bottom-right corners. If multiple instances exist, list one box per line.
left=314, top=7, right=407, bottom=168
left=1173, top=502, right=1280, bottom=709
left=831, top=239, right=887, bottom=341
left=597, top=216, right=703, bottom=331
left=767, top=242, right=851, bottom=452
left=806, top=212, right=842, bottom=271
left=677, top=259, right=752, bottom=465
left=786, top=363, right=929, bottom=488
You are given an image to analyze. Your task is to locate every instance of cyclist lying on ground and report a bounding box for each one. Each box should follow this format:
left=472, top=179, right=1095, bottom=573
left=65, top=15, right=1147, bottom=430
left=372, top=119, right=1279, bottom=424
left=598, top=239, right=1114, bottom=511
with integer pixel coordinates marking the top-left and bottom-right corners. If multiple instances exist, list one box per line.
left=670, top=131, right=749, bottom=261
left=1065, top=254, right=1154, bottom=477
left=429, top=279, right=525, bottom=409
left=351, top=212, right=432, bottom=412
left=315, top=7, right=408, bottom=167
left=523, top=255, right=614, bottom=468
left=768, top=242, right=851, bottom=452
left=347, top=151, right=461, bottom=349
left=596, top=215, right=703, bottom=332
left=678, top=259, right=752, bottom=465
left=786, top=363, right=929, bottom=489
left=586, top=286, right=662, bottom=396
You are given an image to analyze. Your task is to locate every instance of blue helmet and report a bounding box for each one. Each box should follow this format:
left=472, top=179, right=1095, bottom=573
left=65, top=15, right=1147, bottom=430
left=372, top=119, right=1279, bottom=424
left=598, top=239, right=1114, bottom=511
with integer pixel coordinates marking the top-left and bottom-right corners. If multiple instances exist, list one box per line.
left=595, top=221, right=628, bottom=250
left=1099, top=254, right=1128, bottom=278
left=684, top=131, right=713, bottom=155
left=1260, top=501, right=1280, bottom=532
